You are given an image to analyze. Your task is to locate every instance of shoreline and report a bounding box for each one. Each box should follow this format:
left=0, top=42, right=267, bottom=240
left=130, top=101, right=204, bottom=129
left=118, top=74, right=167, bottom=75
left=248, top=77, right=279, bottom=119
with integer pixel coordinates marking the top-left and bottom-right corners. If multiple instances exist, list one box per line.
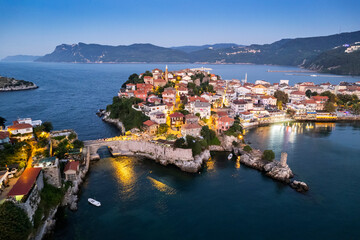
left=93, top=113, right=309, bottom=192
left=0, top=85, right=38, bottom=92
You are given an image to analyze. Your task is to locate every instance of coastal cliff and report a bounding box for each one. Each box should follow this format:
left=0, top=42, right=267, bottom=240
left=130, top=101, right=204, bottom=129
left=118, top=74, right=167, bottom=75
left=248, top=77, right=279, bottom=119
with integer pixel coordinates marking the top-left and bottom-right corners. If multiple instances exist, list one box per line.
left=98, top=110, right=125, bottom=134
left=109, top=140, right=210, bottom=173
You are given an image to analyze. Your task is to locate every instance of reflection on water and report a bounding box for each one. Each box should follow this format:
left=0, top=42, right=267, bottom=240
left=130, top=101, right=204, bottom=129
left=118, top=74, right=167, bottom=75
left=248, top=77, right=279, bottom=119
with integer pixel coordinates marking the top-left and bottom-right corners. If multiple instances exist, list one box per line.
left=235, top=157, right=240, bottom=169
left=110, top=156, right=137, bottom=199
left=206, top=157, right=215, bottom=171
left=147, top=176, right=177, bottom=195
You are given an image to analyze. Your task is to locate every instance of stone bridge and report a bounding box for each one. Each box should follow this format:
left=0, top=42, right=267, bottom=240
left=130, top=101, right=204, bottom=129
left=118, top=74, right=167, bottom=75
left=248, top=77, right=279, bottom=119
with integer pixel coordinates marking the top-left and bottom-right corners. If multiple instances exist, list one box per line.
left=83, top=139, right=210, bottom=173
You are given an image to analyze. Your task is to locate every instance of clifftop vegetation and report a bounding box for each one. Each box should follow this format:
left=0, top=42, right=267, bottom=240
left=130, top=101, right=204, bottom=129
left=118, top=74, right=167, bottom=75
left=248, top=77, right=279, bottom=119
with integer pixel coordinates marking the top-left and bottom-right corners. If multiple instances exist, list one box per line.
left=106, top=97, right=149, bottom=130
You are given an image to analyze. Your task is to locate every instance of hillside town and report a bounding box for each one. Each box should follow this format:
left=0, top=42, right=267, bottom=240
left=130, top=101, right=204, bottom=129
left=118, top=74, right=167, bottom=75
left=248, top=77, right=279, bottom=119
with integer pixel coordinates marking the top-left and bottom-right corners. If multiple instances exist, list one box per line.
left=0, top=117, right=86, bottom=238
left=113, top=66, right=360, bottom=139
left=1, top=66, right=360, bottom=239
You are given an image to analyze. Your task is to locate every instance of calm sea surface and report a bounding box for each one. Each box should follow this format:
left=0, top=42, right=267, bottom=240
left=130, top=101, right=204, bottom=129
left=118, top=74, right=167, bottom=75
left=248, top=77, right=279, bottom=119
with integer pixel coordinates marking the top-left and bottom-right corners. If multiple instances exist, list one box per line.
left=1, top=62, right=360, bottom=239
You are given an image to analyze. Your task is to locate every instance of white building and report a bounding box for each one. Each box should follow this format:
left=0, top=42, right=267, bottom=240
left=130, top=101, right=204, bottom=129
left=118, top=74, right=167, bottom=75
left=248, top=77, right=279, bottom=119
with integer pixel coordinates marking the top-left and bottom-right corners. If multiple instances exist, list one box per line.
left=231, top=100, right=253, bottom=116
left=193, top=102, right=211, bottom=119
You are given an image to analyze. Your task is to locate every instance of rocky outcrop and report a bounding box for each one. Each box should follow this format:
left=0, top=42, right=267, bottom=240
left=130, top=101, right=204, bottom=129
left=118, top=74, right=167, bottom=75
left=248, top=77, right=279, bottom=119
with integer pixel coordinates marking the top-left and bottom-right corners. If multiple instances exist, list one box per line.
left=237, top=149, right=308, bottom=193
left=33, top=206, right=59, bottom=240
left=290, top=180, right=309, bottom=192
left=99, top=111, right=125, bottom=134
left=263, top=161, right=294, bottom=183
left=62, top=151, right=90, bottom=211
left=219, top=135, right=238, bottom=151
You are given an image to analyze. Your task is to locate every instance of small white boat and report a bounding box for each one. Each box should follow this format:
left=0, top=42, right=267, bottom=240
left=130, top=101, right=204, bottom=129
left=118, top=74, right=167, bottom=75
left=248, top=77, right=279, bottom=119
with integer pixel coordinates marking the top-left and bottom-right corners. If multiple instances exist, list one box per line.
left=228, top=153, right=233, bottom=160
left=88, top=198, right=101, bottom=207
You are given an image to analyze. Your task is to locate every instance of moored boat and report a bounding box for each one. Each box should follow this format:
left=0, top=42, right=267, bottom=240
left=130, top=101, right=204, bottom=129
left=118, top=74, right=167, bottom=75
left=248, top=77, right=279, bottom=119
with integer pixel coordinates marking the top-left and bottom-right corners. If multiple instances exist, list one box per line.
left=88, top=198, right=101, bottom=207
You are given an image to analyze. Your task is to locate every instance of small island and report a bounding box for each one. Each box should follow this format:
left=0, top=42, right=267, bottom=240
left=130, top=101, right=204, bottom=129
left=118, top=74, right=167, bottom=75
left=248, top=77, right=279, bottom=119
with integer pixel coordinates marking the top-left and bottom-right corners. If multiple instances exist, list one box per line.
left=0, top=76, right=38, bottom=92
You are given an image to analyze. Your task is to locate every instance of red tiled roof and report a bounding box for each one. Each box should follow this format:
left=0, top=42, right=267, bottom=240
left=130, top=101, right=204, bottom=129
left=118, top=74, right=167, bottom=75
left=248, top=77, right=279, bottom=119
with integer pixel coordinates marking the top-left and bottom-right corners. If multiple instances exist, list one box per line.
left=182, top=123, right=201, bottom=130
left=0, top=131, right=10, bottom=140
left=188, top=96, right=207, bottom=103
left=143, top=120, right=156, bottom=127
left=8, top=168, right=41, bottom=197
left=240, top=111, right=252, bottom=115
left=64, top=161, right=79, bottom=172
left=217, top=111, right=228, bottom=117
left=169, top=112, right=184, bottom=118
left=8, top=123, right=32, bottom=131
left=312, top=96, right=328, bottom=101
left=219, top=116, right=235, bottom=123
left=291, top=91, right=305, bottom=95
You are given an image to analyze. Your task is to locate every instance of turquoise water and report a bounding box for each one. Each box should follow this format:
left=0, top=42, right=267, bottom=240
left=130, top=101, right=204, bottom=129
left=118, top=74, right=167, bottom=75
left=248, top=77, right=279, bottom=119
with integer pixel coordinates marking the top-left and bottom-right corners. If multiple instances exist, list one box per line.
left=1, top=63, right=360, bottom=239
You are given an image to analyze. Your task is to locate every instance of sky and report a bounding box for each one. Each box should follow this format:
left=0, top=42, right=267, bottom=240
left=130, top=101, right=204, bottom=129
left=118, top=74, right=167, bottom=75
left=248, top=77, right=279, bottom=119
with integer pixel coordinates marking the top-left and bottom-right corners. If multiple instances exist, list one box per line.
left=0, top=0, right=360, bottom=58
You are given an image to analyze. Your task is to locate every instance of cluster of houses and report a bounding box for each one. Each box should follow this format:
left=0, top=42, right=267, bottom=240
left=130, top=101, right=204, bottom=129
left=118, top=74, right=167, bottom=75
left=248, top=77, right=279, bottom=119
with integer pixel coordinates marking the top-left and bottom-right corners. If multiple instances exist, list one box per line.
left=118, top=67, right=360, bottom=135
left=0, top=118, right=83, bottom=221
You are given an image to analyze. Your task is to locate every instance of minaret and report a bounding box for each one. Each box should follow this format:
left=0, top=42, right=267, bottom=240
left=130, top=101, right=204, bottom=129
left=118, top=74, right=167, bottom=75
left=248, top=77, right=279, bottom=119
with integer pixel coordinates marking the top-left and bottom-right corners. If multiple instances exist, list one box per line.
left=165, top=65, right=168, bottom=82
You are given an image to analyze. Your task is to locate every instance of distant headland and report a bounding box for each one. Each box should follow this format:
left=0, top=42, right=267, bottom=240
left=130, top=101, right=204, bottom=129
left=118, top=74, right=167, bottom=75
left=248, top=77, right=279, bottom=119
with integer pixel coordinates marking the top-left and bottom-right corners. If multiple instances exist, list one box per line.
left=0, top=76, right=38, bottom=92
left=2, top=30, right=360, bottom=75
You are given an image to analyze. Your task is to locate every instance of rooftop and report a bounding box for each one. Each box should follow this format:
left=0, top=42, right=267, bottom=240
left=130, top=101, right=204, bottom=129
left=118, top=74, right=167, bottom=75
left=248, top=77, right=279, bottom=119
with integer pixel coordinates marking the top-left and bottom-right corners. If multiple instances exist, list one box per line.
left=64, top=161, right=79, bottom=172
left=8, top=168, right=42, bottom=197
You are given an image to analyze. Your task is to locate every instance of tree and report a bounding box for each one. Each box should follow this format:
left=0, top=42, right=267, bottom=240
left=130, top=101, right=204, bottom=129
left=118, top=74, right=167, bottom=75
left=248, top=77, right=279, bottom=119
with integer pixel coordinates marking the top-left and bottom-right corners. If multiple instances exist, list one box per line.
left=0, top=116, right=6, bottom=128
left=352, top=103, right=360, bottom=115
left=262, top=150, right=275, bottom=161
left=243, top=145, right=252, bottom=152
left=305, top=89, right=312, bottom=98
left=174, top=138, right=185, bottom=148
left=42, top=122, right=53, bottom=132
left=0, top=201, right=32, bottom=240
left=157, top=124, right=169, bottom=135
left=73, top=139, right=84, bottom=149
left=324, top=101, right=336, bottom=112
left=274, top=90, right=289, bottom=105
left=321, top=91, right=336, bottom=103
left=311, top=91, right=318, bottom=96
left=200, top=126, right=220, bottom=145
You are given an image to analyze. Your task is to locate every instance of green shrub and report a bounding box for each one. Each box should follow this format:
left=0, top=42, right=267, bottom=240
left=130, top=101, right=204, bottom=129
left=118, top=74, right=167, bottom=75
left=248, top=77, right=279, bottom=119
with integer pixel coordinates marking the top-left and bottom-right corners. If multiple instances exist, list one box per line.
left=174, top=138, right=186, bottom=148
left=262, top=150, right=275, bottom=161
left=106, top=97, right=149, bottom=131
left=73, top=140, right=84, bottom=149
left=68, top=132, right=77, bottom=140
left=0, top=201, right=32, bottom=240
left=243, top=145, right=252, bottom=152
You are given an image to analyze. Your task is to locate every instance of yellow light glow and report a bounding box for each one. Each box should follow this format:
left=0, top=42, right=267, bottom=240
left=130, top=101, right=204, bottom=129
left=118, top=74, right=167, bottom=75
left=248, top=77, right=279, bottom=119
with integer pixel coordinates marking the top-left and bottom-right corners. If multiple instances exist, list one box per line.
left=147, top=176, right=176, bottom=195
left=110, top=156, right=136, bottom=198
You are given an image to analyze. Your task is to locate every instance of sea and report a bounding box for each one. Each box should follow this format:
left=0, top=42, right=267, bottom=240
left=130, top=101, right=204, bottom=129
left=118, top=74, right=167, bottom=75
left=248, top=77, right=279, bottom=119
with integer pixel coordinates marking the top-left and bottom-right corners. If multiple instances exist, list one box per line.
left=0, top=62, right=360, bottom=239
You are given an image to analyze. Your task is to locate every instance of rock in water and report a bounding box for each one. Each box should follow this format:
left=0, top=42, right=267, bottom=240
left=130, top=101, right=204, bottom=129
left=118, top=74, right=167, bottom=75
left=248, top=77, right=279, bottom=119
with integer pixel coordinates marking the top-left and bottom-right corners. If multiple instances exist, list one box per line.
left=290, top=180, right=309, bottom=192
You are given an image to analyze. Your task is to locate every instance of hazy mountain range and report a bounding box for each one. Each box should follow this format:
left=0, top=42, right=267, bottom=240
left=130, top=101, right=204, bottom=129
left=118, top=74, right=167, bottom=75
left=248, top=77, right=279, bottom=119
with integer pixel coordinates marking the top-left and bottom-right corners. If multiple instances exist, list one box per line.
left=3, top=31, right=360, bottom=75
left=1, top=55, right=41, bottom=62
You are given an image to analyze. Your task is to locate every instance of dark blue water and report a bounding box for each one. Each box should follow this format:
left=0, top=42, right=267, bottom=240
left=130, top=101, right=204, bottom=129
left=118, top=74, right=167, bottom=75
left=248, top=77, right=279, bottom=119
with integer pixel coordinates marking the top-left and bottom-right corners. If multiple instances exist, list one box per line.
left=1, top=62, right=359, bottom=140
left=1, top=63, right=360, bottom=239
left=52, top=122, right=360, bottom=240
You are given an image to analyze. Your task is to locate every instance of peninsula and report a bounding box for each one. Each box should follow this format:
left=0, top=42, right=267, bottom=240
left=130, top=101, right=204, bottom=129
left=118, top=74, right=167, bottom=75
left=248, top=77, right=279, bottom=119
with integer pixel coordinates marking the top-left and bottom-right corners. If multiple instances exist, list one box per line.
left=0, top=76, right=38, bottom=92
